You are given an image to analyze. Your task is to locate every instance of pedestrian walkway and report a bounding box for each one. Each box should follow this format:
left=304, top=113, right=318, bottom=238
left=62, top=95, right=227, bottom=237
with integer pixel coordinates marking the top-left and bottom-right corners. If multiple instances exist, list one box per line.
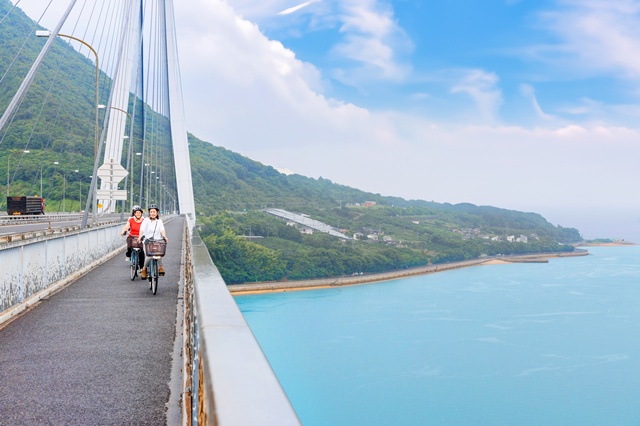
left=0, top=217, right=184, bottom=424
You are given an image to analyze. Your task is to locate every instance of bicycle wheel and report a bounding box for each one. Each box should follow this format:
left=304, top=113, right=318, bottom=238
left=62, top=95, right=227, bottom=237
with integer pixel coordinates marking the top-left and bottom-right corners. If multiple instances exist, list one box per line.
left=130, top=251, right=137, bottom=280
left=151, top=260, right=158, bottom=295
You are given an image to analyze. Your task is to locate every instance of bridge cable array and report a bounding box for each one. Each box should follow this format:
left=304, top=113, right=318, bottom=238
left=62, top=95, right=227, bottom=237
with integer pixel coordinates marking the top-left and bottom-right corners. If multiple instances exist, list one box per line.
left=0, top=0, right=179, bottom=215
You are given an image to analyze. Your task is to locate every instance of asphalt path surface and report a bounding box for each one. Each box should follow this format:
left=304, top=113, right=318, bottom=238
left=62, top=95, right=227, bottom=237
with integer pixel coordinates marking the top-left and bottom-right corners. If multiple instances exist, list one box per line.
left=0, top=216, right=184, bottom=425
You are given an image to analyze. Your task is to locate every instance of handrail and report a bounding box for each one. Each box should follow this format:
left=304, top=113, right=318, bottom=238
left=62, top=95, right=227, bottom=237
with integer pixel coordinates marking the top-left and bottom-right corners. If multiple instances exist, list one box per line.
left=183, top=219, right=301, bottom=425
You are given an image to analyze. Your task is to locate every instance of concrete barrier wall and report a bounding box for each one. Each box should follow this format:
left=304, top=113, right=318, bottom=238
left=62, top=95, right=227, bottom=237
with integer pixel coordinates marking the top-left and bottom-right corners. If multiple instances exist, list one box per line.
left=0, top=224, right=124, bottom=317
left=184, top=217, right=301, bottom=425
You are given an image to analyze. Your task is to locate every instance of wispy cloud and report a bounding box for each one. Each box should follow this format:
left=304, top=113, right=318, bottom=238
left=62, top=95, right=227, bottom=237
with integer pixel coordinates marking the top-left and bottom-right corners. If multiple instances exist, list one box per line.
left=450, top=70, right=503, bottom=123
left=329, top=0, right=413, bottom=83
left=520, top=83, right=554, bottom=120
left=277, top=1, right=316, bottom=16
left=537, top=0, right=640, bottom=79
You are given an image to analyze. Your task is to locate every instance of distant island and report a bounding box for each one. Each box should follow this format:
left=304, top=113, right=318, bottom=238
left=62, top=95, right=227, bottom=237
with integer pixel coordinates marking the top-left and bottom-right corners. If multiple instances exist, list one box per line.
left=579, top=239, right=637, bottom=246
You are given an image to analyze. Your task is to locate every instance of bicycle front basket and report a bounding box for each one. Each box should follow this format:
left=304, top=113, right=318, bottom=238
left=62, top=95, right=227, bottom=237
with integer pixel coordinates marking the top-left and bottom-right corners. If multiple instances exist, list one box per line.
left=145, top=239, right=167, bottom=256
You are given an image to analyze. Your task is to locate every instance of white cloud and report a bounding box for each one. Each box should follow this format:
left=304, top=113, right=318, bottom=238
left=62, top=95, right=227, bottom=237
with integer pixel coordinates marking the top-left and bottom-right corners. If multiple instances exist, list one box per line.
left=539, top=0, right=640, bottom=79
left=277, top=1, right=316, bottom=16
left=520, top=84, right=554, bottom=120
left=225, top=0, right=413, bottom=85
left=450, top=70, right=503, bottom=123
left=332, top=0, right=413, bottom=85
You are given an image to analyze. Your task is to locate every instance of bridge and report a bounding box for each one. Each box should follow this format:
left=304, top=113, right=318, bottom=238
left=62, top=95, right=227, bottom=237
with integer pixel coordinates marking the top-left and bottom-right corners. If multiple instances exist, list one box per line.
left=0, top=1, right=300, bottom=424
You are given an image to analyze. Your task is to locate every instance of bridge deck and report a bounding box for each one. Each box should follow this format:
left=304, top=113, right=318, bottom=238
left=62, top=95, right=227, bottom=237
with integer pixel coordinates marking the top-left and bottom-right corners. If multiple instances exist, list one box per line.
left=0, top=217, right=184, bottom=424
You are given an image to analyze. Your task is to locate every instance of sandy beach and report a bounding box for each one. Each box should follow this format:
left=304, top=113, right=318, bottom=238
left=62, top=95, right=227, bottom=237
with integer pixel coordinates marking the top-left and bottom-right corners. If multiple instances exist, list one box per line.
left=228, top=251, right=589, bottom=295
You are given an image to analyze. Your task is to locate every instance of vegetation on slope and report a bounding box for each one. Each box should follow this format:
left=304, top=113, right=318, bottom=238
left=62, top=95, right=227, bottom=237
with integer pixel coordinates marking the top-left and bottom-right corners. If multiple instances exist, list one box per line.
left=189, top=135, right=580, bottom=284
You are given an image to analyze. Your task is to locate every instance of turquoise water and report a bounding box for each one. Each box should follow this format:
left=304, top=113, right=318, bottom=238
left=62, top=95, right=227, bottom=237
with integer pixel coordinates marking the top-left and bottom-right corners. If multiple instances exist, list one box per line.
left=235, top=246, right=640, bottom=425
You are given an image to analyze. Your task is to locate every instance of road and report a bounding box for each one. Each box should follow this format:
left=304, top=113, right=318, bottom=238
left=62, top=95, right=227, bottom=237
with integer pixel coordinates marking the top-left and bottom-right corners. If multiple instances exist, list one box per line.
left=0, top=213, right=123, bottom=236
left=0, top=216, right=184, bottom=425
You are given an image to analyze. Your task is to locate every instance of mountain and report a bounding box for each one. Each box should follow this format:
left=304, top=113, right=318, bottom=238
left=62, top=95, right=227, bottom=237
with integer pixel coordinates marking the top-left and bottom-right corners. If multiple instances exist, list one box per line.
left=188, top=134, right=581, bottom=284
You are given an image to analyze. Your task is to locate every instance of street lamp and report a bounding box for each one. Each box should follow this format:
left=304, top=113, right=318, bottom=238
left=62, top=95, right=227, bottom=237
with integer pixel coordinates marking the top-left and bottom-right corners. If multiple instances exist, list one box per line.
left=62, top=170, right=79, bottom=213
left=39, top=160, right=59, bottom=197
left=37, top=31, right=99, bottom=158
left=6, top=150, right=30, bottom=197
left=79, top=176, right=91, bottom=213
left=37, top=31, right=104, bottom=228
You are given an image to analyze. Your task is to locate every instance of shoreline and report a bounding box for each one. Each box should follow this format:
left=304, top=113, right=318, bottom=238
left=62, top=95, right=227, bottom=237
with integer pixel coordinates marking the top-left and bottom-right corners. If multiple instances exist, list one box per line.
left=577, top=242, right=637, bottom=247
left=228, top=251, right=589, bottom=296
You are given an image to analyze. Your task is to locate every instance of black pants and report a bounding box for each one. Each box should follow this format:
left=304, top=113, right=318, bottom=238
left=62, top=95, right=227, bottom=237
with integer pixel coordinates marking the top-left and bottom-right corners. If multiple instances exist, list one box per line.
left=126, top=236, right=145, bottom=267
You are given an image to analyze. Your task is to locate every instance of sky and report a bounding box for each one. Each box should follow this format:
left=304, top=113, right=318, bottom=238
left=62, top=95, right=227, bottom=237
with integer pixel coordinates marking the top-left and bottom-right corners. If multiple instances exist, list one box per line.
left=10, top=0, right=640, bottom=241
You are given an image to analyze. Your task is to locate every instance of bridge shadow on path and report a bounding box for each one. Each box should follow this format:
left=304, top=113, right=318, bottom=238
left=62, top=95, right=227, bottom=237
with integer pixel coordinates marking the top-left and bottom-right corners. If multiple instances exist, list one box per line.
left=0, top=217, right=184, bottom=425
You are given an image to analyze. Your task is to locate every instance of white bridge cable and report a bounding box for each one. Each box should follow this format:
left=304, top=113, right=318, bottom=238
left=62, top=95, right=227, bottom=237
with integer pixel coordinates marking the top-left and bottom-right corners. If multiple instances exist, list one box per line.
left=165, top=0, right=195, bottom=216
left=81, top=1, right=130, bottom=227
left=100, top=0, right=139, bottom=213
left=0, top=0, right=22, bottom=27
left=2, top=0, right=186, bottom=217
left=9, top=51, right=68, bottom=189
left=0, top=0, right=54, bottom=87
left=150, top=0, right=167, bottom=207
left=29, top=106, right=62, bottom=197
left=0, top=0, right=79, bottom=146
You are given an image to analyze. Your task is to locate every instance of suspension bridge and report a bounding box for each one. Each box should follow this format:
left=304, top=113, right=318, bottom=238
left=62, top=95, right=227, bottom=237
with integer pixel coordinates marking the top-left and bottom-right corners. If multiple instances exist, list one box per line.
left=0, top=1, right=300, bottom=424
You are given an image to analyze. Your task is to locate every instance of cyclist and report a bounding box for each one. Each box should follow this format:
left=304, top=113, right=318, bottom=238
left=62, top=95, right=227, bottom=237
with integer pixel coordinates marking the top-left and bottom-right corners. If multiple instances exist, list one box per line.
left=121, top=205, right=145, bottom=267
left=138, top=203, right=168, bottom=279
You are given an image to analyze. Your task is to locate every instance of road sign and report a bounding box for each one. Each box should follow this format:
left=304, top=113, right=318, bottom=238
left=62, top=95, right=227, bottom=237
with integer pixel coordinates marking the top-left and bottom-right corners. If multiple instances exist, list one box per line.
left=97, top=158, right=128, bottom=185
left=96, top=189, right=128, bottom=200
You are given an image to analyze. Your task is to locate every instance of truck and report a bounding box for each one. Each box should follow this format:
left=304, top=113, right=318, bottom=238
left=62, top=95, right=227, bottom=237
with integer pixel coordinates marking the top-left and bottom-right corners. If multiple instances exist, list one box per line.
left=6, top=196, right=45, bottom=215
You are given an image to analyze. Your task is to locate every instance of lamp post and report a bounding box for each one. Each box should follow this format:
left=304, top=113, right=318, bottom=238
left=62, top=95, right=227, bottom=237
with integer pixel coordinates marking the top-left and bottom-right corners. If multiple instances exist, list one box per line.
left=62, top=170, right=79, bottom=213
left=37, top=31, right=99, bottom=158
left=6, top=150, right=30, bottom=197
left=39, top=160, right=58, bottom=197
left=79, top=176, right=91, bottom=213
left=143, top=162, right=150, bottom=207
left=133, top=151, right=141, bottom=210
left=37, top=31, right=101, bottom=227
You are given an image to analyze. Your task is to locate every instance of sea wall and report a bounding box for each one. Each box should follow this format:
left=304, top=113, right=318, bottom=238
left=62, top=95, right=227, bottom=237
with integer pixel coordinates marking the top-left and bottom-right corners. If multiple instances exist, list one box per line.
left=228, top=251, right=588, bottom=294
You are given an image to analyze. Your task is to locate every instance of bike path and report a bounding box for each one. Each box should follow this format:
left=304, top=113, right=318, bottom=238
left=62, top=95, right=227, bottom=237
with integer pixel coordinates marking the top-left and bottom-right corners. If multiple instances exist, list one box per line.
left=0, top=216, right=184, bottom=425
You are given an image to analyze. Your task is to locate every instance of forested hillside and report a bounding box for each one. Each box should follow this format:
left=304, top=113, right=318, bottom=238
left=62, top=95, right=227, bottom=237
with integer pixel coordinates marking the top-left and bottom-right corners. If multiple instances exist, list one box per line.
left=188, top=135, right=581, bottom=284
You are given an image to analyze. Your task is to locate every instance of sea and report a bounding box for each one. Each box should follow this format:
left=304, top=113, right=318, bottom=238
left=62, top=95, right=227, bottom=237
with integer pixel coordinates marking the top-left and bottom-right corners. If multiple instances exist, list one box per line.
left=235, top=246, right=640, bottom=426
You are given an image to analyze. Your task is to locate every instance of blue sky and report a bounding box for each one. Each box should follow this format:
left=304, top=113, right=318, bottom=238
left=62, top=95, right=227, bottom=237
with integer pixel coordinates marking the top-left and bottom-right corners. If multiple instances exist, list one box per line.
left=14, top=0, right=640, bottom=241
left=248, top=0, right=639, bottom=127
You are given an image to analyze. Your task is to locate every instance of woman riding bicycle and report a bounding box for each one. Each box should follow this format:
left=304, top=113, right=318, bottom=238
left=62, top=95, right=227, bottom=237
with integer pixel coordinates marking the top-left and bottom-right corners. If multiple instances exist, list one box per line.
left=138, top=203, right=168, bottom=279
left=121, top=205, right=145, bottom=268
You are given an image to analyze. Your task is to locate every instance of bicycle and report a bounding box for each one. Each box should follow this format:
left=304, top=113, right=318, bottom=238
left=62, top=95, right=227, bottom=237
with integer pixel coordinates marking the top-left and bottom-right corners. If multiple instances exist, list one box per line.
left=124, top=233, right=144, bottom=280
left=143, top=238, right=166, bottom=295
left=129, top=245, right=143, bottom=280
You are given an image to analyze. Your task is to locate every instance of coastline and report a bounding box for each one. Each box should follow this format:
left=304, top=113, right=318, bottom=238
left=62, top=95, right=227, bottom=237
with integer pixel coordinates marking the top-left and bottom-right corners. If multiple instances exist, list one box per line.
left=577, top=242, right=637, bottom=247
left=228, top=250, right=589, bottom=295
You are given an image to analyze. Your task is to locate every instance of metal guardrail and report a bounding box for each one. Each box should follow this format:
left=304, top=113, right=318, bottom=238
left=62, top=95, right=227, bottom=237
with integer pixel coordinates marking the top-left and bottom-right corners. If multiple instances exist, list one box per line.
left=0, top=219, right=123, bottom=246
left=0, top=213, right=82, bottom=226
left=182, top=218, right=301, bottom=426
